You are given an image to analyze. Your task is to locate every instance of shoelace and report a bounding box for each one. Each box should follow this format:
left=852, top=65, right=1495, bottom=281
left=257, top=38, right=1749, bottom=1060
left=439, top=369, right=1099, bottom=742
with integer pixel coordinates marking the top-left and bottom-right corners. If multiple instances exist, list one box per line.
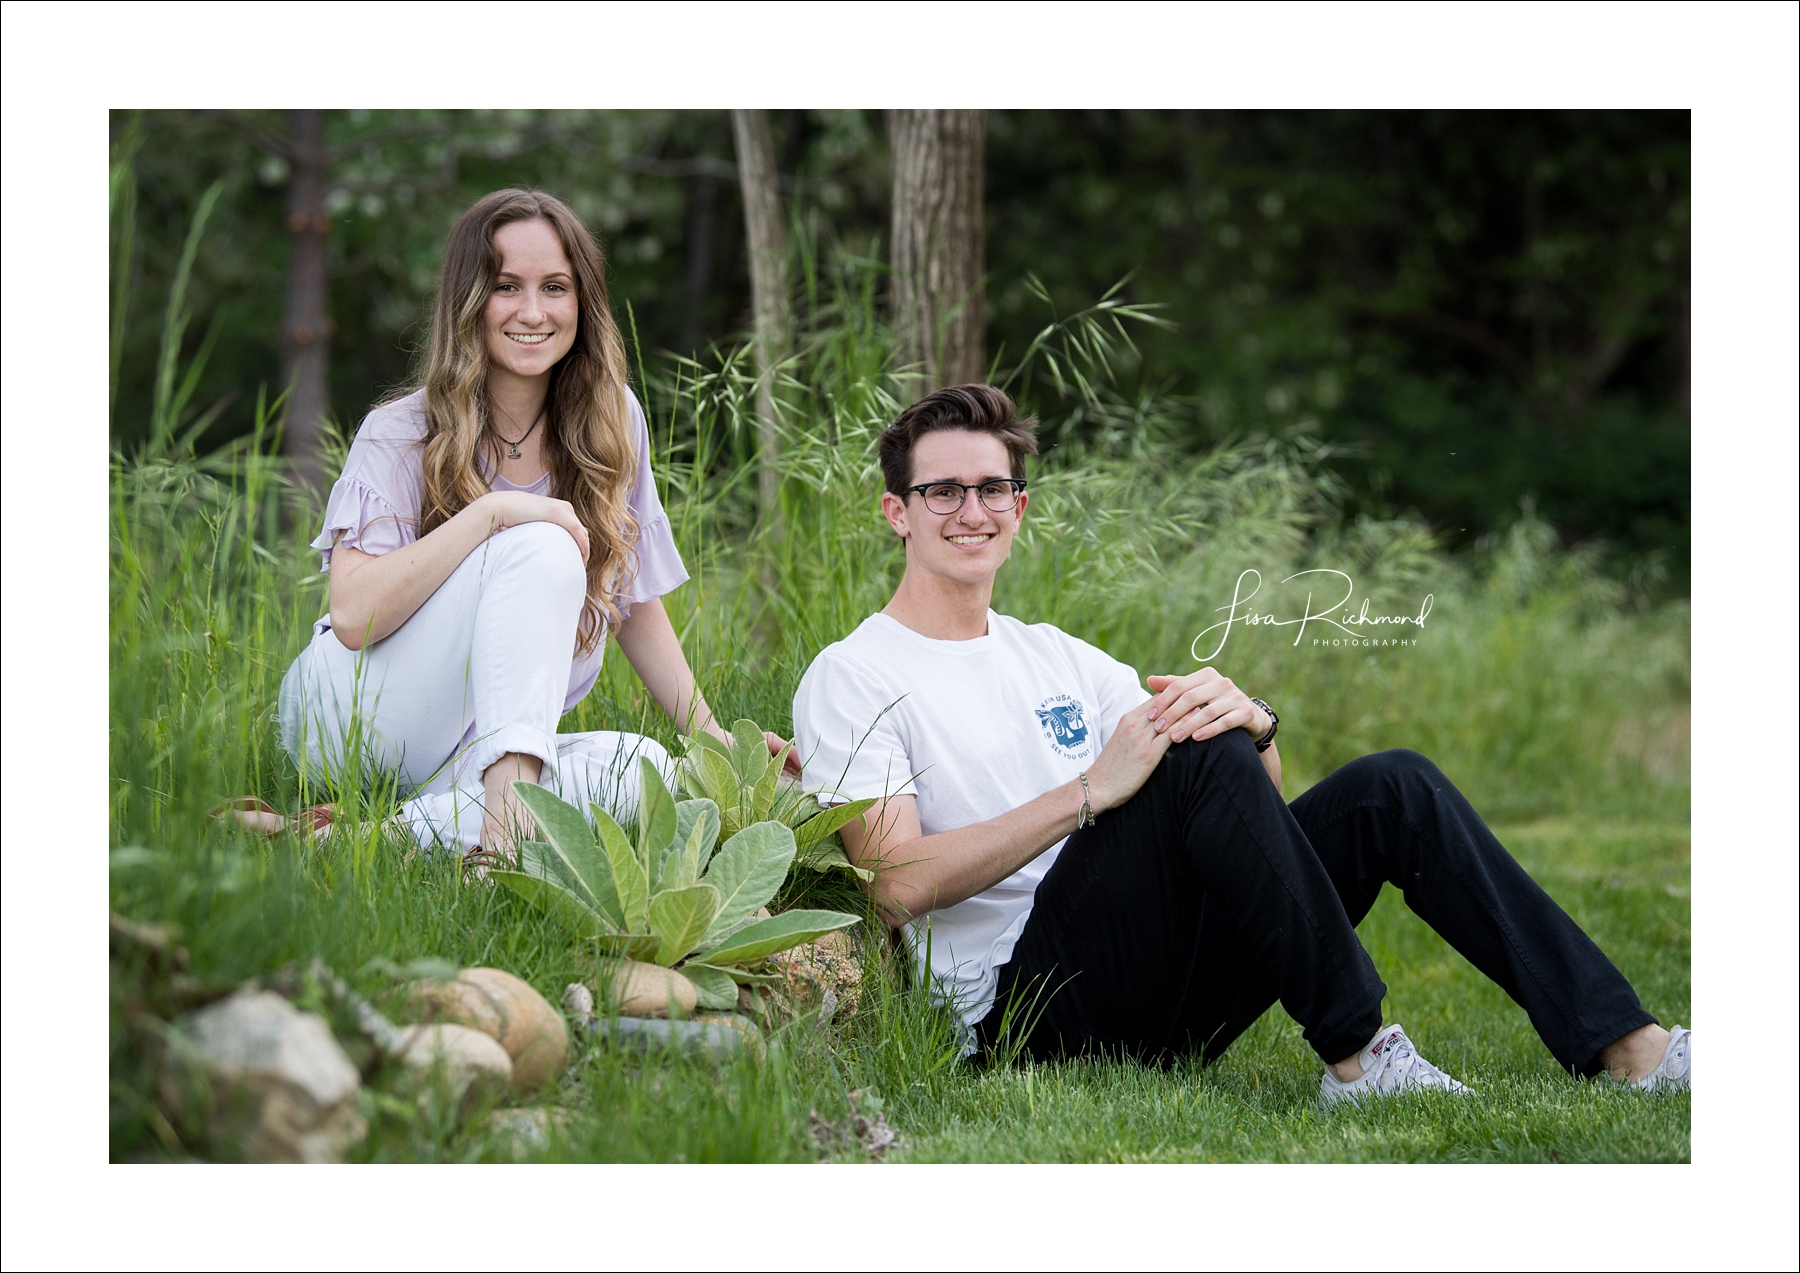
left=1372, top=1034, right=1457, bottom=1091
left=1370, top=1034, right=1416, bottom=1086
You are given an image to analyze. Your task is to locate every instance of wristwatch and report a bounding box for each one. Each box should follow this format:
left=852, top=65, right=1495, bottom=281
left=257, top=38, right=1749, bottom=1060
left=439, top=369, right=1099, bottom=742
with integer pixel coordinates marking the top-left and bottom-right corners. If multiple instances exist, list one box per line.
left=1248, top=697, right=1279, bottom=752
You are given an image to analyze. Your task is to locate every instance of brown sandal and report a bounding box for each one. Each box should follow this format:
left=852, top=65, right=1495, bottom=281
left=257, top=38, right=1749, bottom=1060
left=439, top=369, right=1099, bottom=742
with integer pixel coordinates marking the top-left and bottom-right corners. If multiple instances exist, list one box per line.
left=295, top=804, right=343, bottom=838
left=460, top=842, right=518, bottom=882
left=210, top=798, right=342, bottom=841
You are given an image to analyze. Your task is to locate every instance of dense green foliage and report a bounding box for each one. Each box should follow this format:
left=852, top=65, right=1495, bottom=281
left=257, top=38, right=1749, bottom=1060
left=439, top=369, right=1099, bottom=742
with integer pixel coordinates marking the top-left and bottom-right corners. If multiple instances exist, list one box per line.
left=494, top=760, right=861, bottom=1008
left=111, top=109, right=1688, bottom=576
left=110, top=207, right=1688, bottom=1159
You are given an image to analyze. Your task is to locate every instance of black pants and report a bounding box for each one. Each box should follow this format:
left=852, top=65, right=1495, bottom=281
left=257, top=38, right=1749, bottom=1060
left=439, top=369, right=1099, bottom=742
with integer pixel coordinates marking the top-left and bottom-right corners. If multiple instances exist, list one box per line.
left=975, top=729, right=1654, bottom=1076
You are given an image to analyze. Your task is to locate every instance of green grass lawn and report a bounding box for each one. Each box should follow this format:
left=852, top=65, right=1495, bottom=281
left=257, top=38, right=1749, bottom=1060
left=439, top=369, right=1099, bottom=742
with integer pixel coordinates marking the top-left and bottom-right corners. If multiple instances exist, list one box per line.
left=107, top=257, right=1689, bottom=1164
left=875, top=821, right=1689, bottom=1164
left=111, top=814, right=1688, bottom=1164
left=567, top=820, right=1689, bottom=1165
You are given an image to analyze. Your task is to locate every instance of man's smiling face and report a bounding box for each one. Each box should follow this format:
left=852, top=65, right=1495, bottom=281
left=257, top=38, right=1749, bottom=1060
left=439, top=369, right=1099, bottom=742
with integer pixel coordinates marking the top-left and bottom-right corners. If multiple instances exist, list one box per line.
left=881, top=429, right=1029, bottom=588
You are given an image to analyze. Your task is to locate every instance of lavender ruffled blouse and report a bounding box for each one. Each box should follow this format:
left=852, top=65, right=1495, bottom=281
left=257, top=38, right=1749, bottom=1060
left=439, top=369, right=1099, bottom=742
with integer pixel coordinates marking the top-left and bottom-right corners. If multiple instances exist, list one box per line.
left=308, top=387, right=689, bottom=711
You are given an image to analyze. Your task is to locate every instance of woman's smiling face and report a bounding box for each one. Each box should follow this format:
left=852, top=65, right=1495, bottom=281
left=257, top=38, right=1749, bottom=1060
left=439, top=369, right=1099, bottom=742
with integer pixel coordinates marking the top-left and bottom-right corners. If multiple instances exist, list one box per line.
left=483, top=217, right=579, bottom=382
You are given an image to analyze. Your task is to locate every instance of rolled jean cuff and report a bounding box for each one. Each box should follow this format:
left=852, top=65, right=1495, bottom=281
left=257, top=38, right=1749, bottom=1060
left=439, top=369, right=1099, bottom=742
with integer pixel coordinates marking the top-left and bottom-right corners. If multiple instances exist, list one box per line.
left=1312, top=1007, right=1389, bottom=1068
left=460, top=725, right=559, bottom=789
left=1571, top=1008, right=1660, bottom=1078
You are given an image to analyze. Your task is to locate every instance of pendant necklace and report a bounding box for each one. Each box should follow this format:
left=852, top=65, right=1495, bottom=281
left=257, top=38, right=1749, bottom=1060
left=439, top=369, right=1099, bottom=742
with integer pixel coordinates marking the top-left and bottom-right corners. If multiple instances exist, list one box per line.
left=494, top=405, right=545, bottom=460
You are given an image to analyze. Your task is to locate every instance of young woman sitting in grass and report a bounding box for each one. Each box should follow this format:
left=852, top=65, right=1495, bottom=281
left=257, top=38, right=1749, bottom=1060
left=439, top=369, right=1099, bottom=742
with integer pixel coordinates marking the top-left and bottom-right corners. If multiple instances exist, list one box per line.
left=276, top=188, right=790, bottom=868
left=795, top=383, right=1690, bottom=1101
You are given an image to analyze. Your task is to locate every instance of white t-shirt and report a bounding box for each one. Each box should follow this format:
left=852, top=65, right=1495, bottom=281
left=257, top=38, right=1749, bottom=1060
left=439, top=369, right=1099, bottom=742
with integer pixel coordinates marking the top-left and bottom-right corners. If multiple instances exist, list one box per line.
left=792, top=611, right=1150, bottom=1036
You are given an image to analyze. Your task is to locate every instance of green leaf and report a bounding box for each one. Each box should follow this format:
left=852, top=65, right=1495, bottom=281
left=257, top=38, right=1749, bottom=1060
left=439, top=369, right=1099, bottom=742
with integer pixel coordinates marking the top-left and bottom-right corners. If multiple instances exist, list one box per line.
left=730, top=718, right=770, bottom=786
left=685, top=961, right=783, bottom=987
left=678, top=963, right=739, bottom=1011
left=513, top=781, right=592, bottom=854
left=594, top=932, right=660, bottom=962
left=687, top=745, right=738, bottom=806
left=701, top=821, right=796, bottom=940
left=516, top=838, right=627, bottom=927
left=792, top=797, right=877, bottom=850
left=686, top=729, right=736, bottom=763
left=634, top=757, right=678, bottom=870
left=594, top=806, right=649, bottom=932
left=668, top=798, right=721, bottom=888
left=701, top=910, right=861, bottom=967
left=771, top=780, right=819, bottom=828
left=655, top=798, right=715, bottom=892
left=516, top=836, right=582, bottom=890
left=512, top=782, right=624, bottom=919
left=514, top=824, right=624, bottom=930
left=649, top=883, right=721, bottom=967
left=491, top=870, right=612, bottom=940
left=750, top=740, right=787, bottom=821
left=793, top=837, right=877, bottom=883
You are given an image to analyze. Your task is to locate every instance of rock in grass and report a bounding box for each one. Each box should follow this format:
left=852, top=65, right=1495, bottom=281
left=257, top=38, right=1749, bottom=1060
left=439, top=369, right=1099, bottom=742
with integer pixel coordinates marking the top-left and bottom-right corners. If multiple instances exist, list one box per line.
left=591, top=1015, right=745, bottom=1059
left=456, top=968, right=570, bottom=1094
left=561, top=982, right=594, bottom=1029
left=597, top=958, right=697, bottom=1019
left=408, top=977, right=502, bottom=1037
left=168, top=990, right=366, bottom=1163
left=694, top=1012, right=766, bottom=1063
left=482, top=1107, right=573, bottom=1161
left=765, top=929, right=865, bottom=1022
left=396, top=1023, right=513, bottom=1111
left=407, top=968, right=570, bottom=1095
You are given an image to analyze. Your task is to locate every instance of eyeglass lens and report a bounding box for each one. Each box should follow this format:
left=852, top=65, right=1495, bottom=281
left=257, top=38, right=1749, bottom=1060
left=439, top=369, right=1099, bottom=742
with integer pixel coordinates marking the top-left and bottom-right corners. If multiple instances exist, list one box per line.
left=922, top=481, right=1021, bottom=514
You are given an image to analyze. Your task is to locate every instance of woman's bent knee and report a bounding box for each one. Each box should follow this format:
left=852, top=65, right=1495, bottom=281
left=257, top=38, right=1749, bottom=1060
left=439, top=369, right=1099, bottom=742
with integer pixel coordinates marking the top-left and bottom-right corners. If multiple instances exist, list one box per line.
left=471, top=518, right=590, bottom=608
left=482, top=521, right=586, bottom=590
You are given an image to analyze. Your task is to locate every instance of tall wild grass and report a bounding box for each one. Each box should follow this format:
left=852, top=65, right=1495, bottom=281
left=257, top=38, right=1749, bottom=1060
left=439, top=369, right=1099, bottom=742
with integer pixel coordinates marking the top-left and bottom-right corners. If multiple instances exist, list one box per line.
left=109, top=173, right=1688, bottom=1161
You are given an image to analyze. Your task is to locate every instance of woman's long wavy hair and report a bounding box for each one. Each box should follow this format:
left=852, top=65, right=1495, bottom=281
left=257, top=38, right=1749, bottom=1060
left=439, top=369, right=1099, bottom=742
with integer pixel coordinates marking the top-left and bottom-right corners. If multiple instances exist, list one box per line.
left=415, top=188, right=638, bottom=655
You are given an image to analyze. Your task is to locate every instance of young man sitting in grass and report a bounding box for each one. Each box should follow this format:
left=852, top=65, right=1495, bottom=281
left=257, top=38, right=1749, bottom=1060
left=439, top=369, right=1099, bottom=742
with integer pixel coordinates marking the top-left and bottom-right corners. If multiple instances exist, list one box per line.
left=792, top=384, right=1690, bottom=1101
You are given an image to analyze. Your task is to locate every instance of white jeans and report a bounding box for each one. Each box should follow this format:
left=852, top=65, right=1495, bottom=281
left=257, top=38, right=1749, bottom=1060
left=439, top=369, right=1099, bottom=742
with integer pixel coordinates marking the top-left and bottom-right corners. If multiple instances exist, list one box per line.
left=278, top=522, right=675, bottom=854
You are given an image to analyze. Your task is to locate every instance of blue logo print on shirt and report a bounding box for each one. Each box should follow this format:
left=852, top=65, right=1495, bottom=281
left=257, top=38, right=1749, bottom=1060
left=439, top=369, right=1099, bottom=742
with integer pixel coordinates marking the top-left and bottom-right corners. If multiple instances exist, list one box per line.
left=1035, top=695, right=1091, bottom=759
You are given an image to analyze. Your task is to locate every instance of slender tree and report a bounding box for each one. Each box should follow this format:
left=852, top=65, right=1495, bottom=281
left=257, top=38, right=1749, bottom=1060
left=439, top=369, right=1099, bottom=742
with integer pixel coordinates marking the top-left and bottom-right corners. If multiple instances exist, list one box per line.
left=730, top=109, right=788, bottom=526
left=888, top=109, right=986, bottom=389
left=281, top=108, right=331, bottom=492
left=679, top=165, right=720, bottom=356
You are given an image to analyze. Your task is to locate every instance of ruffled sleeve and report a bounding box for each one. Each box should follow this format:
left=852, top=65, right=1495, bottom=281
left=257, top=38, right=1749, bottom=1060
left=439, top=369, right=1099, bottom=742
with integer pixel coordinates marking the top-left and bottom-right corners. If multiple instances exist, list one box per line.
left=308, top=391, right=429, bottom=572
left=617, top=390, right=690, bottom=616
left=311, top=479, right=414, bottom=569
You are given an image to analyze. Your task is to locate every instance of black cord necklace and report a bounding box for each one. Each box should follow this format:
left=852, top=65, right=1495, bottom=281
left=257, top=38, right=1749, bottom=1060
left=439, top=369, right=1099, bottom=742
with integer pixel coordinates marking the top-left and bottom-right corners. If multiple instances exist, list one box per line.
left=493, top=405, right=545, bottom=460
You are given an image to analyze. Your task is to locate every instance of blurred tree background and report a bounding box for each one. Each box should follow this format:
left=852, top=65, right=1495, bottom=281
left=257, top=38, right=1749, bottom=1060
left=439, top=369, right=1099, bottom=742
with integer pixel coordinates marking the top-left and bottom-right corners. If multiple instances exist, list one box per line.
left=111, top=108, right=1689, bottom=589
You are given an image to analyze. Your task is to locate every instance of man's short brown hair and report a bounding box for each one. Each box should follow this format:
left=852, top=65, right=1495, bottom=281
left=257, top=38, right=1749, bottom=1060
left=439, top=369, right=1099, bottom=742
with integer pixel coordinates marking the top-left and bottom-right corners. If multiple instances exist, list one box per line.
left=878, top=384, right=1040, bottom=497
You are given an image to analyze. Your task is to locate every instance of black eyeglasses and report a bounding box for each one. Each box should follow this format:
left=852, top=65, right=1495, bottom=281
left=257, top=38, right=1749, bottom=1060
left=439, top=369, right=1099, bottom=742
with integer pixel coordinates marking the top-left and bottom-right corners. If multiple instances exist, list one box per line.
left=905, top=478, right=1027, bottom=515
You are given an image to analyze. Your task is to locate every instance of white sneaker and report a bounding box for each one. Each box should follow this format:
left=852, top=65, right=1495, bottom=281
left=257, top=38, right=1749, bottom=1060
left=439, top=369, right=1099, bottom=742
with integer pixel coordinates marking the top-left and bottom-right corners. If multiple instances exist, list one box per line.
left=1629, top=1025, right=1690, bottom=1093
left=1320, top=1024, right=1472, bottom=1105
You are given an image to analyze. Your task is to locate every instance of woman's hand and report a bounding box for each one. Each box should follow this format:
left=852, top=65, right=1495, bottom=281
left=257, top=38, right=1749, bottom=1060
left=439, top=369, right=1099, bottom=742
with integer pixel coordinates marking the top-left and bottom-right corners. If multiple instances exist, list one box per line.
left=477, top=490, right=590, bottom=563
left=1083, top=699, right=1175, bottom=813
left=766, top=731, right=804, bottom=777
left=1144, top=668, right=1272, bottom=746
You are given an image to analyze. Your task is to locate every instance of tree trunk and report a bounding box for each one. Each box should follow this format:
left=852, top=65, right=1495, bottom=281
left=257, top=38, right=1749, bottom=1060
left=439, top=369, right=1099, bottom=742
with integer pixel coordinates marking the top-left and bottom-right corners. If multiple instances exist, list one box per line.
left=888, top=109, right=986, bottom=391
left=679, top=166, right=719, bottom=357
left=282, top=108, right=332, bottom=493
left=730, top=109, right=789, bottom=526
